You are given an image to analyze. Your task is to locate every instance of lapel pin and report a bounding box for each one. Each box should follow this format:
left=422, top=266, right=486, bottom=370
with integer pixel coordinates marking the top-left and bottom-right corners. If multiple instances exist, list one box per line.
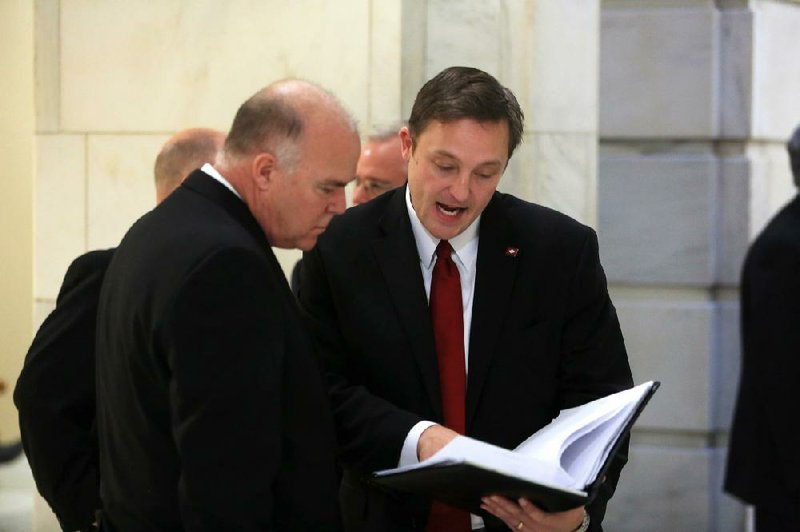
left=505, top=247, right=519, bottom=257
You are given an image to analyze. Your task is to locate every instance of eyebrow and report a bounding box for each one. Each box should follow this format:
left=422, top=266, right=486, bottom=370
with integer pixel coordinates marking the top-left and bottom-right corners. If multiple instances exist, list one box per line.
left=431, top=150, right=504, bottom=168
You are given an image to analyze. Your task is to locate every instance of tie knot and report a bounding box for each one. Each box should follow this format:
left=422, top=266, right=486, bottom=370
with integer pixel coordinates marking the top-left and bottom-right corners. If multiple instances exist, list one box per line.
left=435, top=240, right=453, bottom=260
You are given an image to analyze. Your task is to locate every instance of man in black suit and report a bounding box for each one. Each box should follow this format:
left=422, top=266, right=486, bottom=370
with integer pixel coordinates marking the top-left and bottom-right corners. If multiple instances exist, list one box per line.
left=725, top=125, right=800, bottom=531
left=94, top=80, right=360, bottom=531
left=299, top=67, right=632, bottom=532
left=14, top=127, right=225, bottom=532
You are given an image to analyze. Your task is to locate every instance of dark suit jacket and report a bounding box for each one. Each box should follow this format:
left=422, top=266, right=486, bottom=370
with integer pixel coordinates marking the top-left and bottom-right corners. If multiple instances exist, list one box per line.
left=95, top=170, right=341, bottom=531
left=725, top=193, right=800, bottom=508
left=299, top=188, right=632, bottom=531
left=15, top=248, right=114, bottom=531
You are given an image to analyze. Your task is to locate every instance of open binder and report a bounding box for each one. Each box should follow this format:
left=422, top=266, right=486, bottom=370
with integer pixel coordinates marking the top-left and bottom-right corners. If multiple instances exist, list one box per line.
left=372, top=381, right=660, bottom=513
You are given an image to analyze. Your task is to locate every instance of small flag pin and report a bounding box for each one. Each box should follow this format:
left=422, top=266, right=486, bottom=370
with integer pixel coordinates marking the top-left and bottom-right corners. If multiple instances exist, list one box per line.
left=505, top=247, right=519, bottom=257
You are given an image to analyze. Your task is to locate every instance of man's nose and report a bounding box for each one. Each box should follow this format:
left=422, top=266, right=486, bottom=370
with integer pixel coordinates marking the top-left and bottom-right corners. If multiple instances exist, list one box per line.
left=329, top=188, right=347, bottom=214
left=450, top=172, right=470, bottom=203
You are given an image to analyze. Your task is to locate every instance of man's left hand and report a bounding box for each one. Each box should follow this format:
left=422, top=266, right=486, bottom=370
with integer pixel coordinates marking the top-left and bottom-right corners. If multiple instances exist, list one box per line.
left=480, top=495, right=585, bottom=531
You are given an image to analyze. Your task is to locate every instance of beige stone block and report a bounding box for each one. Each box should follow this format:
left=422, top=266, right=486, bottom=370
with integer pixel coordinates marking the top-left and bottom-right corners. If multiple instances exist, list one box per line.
left=33, top=300, right=56, bottom=332
left=615, top=297, right=714, bottom=431
left=34, top=0, right=59, bottom=133
left=502, top=132, right=597, bottom=228
left=34, top=135, right=86, bottom=300
left=600, top=5, right=719, bottom=138
left=86, top=135, right=166, bottom=249
left=60, top=0, right=370, bottom=132
left=751, top=1, right=800, bottom=140
left=425, top=0, right=502, bottom=80
left=503, top=0, right=599, bottom=133
left=747, top=142, right=795, bottom=239
left=369, top=2, right=403, bottom=127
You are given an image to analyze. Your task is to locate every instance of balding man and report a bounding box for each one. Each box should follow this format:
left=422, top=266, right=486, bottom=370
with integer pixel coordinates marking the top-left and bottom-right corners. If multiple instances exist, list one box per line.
left=352, top=125, right=408, bottom=205
left=15, top=128, right=225, bottom=532
left=154, top=127, right=227, bottom=203
left=95, top=81, right=359, bottom=531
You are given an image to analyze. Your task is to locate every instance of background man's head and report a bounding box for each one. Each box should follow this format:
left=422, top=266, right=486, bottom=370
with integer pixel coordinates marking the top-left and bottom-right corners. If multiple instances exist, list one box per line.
left=352, top=124, right=408, bottom=205
left=219, top=80, right=360, bottom=251
left=400, top=66, right=524, bottom=241
left=789, top=124, right=800, bottom=188
left=154, top=128, right=226, bottom=203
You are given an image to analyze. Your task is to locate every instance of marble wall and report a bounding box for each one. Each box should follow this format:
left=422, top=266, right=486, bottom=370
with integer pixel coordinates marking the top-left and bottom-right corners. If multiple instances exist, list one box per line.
left=599, top=0, right=800, bottom=529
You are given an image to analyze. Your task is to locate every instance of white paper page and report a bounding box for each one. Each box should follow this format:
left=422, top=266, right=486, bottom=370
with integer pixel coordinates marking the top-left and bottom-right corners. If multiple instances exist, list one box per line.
left=375, top=435, right=578, bottom=491
left=514, top=382, right=654, bottom=485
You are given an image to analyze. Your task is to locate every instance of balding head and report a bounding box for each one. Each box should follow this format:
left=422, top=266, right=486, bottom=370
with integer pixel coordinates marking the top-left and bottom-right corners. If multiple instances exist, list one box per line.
left=154, top=128, right=226, bottom=203
left=217, top=79, right=360, bottom=250
left=221, top=79, right=357, bottom=174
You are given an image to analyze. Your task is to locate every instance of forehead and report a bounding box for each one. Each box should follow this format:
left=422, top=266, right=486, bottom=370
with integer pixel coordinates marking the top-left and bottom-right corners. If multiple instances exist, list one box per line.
left=415, top=119, right=509, bottom=164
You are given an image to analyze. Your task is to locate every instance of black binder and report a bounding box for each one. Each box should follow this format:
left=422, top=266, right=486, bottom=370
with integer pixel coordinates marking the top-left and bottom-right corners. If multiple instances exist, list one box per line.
left=372, top=381, right=660, bottom=514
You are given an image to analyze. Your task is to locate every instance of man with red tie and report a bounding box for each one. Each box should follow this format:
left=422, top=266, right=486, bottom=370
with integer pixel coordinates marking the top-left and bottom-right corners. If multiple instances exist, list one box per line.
left=299, top=66, right=632, bottom=531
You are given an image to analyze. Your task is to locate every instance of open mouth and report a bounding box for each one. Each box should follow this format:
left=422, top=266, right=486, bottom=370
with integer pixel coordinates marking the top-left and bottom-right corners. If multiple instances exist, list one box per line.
left=436, top=202, right=466, bottom=217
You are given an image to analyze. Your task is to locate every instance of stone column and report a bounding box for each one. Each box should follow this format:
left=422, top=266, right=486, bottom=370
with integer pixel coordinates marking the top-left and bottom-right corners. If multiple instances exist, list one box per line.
left=599, top=0, right=800, bottom=530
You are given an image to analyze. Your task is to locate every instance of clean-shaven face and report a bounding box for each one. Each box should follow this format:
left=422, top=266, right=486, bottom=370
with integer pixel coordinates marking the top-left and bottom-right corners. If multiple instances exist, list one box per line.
left=267, top=122, right=360, bottom=251
left=401, top=119, right=509, bottom=240
left=352, top=137, right=407, bottom=205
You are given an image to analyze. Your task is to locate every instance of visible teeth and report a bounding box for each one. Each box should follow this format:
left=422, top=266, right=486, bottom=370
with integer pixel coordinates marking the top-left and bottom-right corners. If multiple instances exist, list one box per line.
left=438, top=204, right=460, bottom=216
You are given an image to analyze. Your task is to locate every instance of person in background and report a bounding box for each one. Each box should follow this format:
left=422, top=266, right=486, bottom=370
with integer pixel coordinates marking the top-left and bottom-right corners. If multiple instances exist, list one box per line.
left=95, top=80, right=360, bottom=531
left=14, top=127, right=225, bottom=532
left=352, top=124, right=408, bottom=205
left=299, top=66, right=632, bottom=532
left=725, top=124, right=800, bottom=531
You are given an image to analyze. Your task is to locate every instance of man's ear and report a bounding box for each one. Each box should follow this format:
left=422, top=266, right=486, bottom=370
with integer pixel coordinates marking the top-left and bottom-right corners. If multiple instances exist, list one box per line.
left=399, top=127, right=414, bottom=161
left=252, top=152, right=278, bottom=190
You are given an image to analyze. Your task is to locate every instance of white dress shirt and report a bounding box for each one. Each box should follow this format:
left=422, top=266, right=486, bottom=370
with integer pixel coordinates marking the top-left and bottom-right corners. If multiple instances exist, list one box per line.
left=398, top=186, right=484, bottom=529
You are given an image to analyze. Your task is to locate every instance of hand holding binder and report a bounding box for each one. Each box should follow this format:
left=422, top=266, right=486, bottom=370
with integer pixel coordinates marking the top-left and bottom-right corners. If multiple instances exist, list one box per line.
left=372, top=381, right=660, bottom=513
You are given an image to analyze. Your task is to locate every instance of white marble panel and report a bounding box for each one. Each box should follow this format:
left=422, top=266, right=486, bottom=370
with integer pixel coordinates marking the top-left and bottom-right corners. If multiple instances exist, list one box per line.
left=273, top=248, right=303, bottom=286
left=712, top=446, right=748, bottom=532
left=616, top=298, right=713, bottom=431
left=599, top=150, right=715, bottom=285
left=34, top=0, right=59, bottom=133
left=60, top=1, right=370, bottom=132
left=751, top=1, right=800, bottom=140
left=718, top=152, right=750, bottom=285
left=502, top=133, right=596, bottom=228
left=747, top=141, right=796, bottom=239
left=719, top=7, right=754, bottom=139
left=502, top=0, right=598, bottom=133
left=86, top=135, right=167, bottom=249
left=34, top=135, right=86, bottom=300
left=33, top=300, right=56, bottom=332
left=714, top=299, right=741, bottom=431
left=600, top=6, right=719, bottom=138
left=369, top=2, right=403, bottom=127
left=425, top=0, right=502, bottom=79
left=604, top=445, right=716, bottom=531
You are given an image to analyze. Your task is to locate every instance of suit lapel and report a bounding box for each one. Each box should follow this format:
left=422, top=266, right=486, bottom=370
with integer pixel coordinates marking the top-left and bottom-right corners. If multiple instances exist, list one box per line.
left=371, top=190, right=443, bottom=422
left=466, top=194, right=519, bottom=429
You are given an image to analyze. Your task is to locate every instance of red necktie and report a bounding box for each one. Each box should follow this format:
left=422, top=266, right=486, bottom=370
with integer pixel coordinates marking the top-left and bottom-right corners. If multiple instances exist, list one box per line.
left=427, top=240, right=471, bottom=532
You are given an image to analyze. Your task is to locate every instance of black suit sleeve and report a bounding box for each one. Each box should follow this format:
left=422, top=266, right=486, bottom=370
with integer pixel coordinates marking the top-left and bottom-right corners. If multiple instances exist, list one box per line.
left=299, top=247, right=423, bottom=473
left=14, top=250, right=112, bottom=531
left=160, top=247, right=287, bottom=530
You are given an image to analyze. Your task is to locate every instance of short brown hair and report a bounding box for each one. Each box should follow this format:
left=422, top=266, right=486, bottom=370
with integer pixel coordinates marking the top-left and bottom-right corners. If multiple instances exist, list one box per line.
left=408, top=66, right=524, bottom=160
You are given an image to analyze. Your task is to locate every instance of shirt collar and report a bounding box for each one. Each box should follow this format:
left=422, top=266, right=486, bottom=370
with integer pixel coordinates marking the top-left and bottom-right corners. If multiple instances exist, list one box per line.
left=201, top=163, right=243, bottom=201
left=404, top=185, right=480, bottom=270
